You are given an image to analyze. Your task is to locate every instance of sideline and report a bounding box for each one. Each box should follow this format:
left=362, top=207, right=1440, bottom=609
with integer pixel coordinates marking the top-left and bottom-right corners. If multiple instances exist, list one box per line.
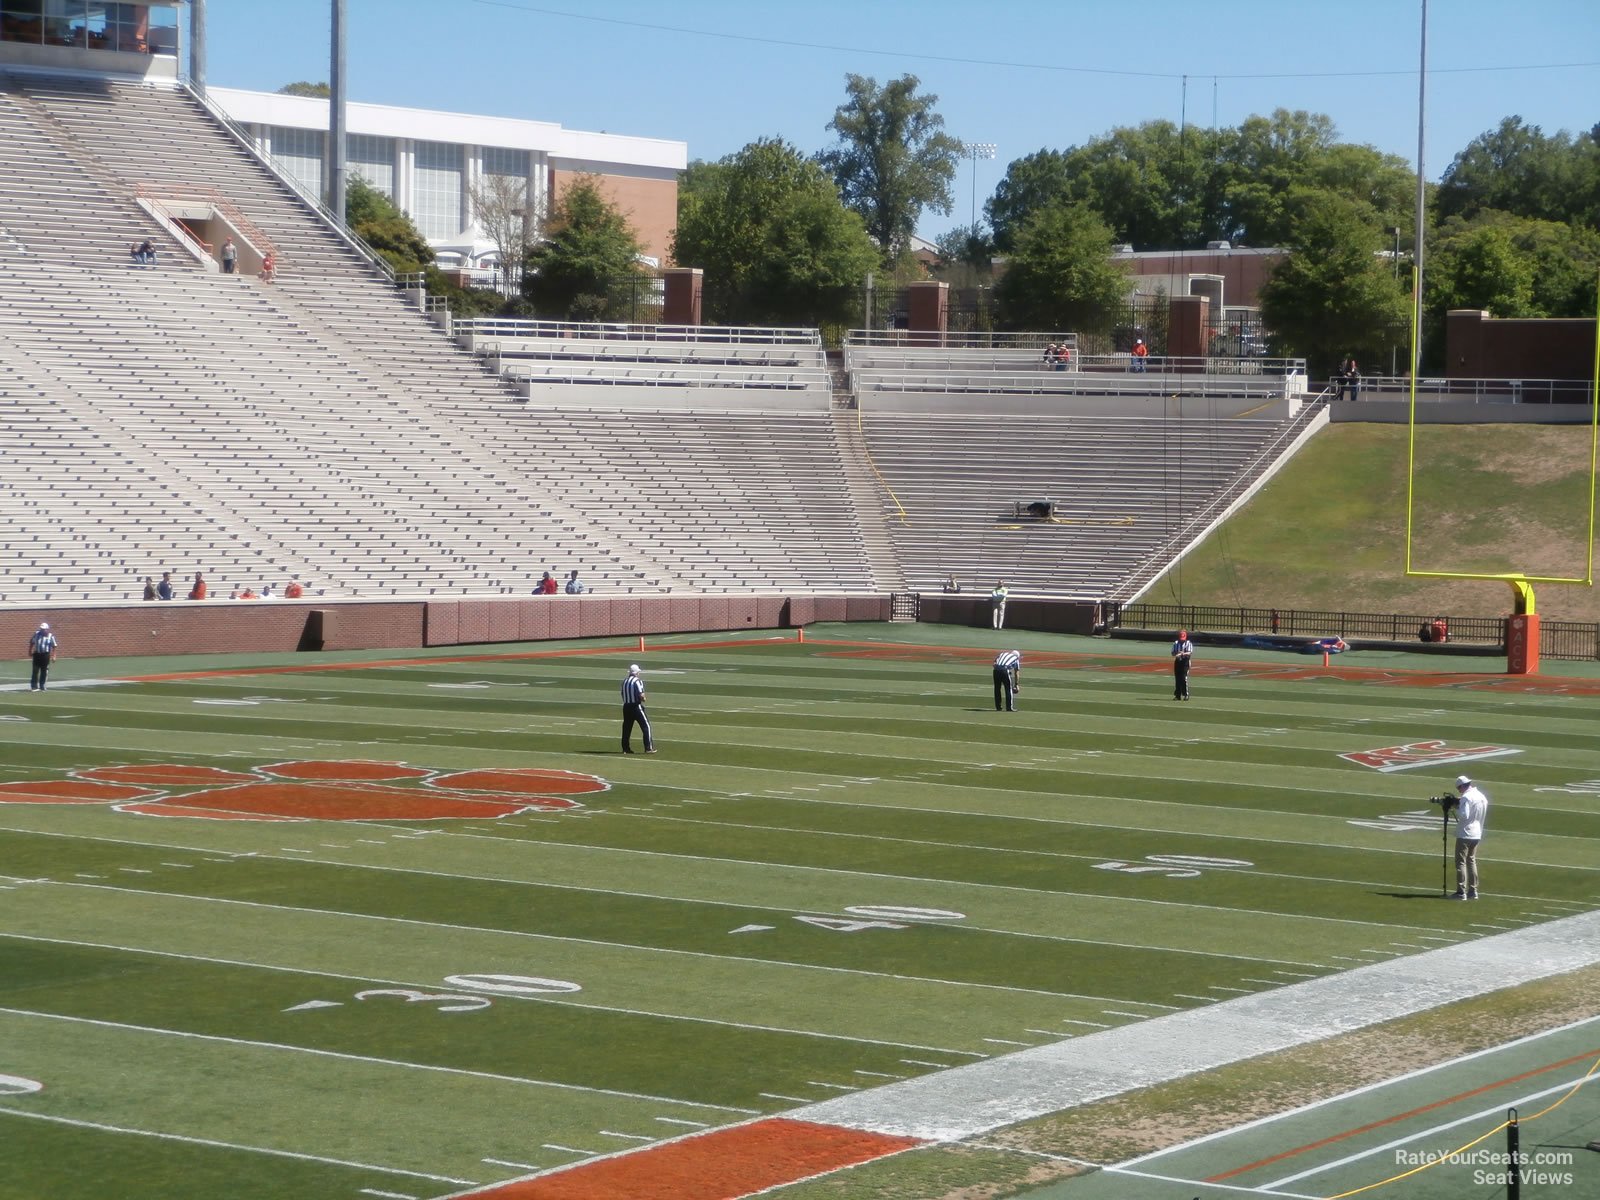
left=791, top=908, right=1600, bottom=1141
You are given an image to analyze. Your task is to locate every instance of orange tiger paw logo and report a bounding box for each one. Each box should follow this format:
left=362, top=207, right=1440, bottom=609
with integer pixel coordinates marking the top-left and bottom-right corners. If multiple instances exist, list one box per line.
left=0, top=761, right=607, bottom=822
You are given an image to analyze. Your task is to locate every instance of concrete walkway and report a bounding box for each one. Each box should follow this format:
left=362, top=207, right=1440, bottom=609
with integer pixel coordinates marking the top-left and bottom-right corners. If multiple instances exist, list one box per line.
left=795, top=909, right=1600, bottom=1142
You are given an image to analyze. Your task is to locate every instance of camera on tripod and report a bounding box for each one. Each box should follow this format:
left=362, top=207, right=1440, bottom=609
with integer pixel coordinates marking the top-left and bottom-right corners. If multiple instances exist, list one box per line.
left=1428, top=793, right=1458, bottom=810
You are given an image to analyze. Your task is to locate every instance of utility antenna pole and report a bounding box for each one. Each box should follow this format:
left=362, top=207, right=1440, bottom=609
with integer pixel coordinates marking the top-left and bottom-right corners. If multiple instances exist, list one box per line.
left=329, top=0, right=348, bottom=223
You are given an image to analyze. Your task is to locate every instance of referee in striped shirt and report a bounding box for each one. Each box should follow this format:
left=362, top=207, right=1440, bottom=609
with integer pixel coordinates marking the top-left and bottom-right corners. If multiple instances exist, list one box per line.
left=621, top=663, right=656, bottom=753
left=993, top=649, right=1021, bottom=711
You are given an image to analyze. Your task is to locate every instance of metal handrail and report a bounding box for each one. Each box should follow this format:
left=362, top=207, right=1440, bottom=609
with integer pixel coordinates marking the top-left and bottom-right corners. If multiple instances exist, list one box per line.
left=456, top=317, right=820, bottom=345
left=1106, top=399, right=1330, bottom=604
left=181, top=82, right=396, bottom=283
left=1335, top=376, right=1595, bottom=404
left=846, top=329, right=1079, bottom=349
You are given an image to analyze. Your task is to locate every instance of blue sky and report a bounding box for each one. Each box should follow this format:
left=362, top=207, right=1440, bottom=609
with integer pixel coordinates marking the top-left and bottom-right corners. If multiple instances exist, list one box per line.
left=202, top=0, right=1600, bottom=241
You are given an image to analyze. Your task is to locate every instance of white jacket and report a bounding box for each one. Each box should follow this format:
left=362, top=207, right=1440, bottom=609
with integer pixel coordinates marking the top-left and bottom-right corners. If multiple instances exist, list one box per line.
left=1455, top=785, right=1489, bottom=840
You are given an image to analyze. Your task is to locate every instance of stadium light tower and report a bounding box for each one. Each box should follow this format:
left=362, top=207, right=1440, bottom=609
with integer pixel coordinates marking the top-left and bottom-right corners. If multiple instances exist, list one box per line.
left=964, top=142, right=996, bottom=228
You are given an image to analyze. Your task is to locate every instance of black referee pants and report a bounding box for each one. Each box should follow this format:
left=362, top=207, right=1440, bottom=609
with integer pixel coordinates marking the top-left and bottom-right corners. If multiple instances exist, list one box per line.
left=993, top=668, right=1016, bottom=711
left=622, top=701, right=653, bottom=752
left=30, top=652, right=51, bottom=690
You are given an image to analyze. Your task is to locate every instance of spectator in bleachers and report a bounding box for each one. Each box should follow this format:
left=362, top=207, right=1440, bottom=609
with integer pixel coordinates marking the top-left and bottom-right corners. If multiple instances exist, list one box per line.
left=157, top=571, right=174, bottom=601
left=187, top=572, right=207, bottom=601
left=237, top=585, right=259, bottom=600
left=221, top=238, right=237, bottom=274
left=942, top=575, right=961, bottom=593
left=1130, top=338, right=1149, bottom=373
left=259, top=584, right=276, bottom=600
left=565, top=570, right=586, bottom=594
left=130, top=239, right=156, bottom=266
left=142, top=576, right=157, bottom=601
left=990, top=581, right=1009, bottom=629
left=259, top=252, right=275, bottom=283
left=283, top=575, right=305, bottom=599
left=1042, top=344, right=1058, bottom=370
left=537, top=571, right=559, bottom=595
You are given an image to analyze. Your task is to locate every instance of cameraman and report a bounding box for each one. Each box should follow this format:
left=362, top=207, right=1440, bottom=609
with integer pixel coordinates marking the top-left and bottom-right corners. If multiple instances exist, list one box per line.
left=1438, top=775, right=1490, bottom=900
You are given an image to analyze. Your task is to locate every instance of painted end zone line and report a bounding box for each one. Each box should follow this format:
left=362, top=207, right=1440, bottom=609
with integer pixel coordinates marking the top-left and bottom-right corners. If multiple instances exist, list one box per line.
left=441, top=1118, right=921, bottom=1200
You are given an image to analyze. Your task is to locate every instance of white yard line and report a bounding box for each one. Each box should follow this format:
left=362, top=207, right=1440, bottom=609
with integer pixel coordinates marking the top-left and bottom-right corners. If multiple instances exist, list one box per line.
left=790, top=910, right=1600, bottom=1141
left=0, top=1107, right=479, bottom=1186
left=0, top=1005, right=754, bottom=1112
left=0, top=929, right=981, bottom=1057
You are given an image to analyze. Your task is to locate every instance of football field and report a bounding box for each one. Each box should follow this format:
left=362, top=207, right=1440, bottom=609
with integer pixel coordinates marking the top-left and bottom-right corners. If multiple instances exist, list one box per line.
left=1, top=624, right=1598, bottom=1199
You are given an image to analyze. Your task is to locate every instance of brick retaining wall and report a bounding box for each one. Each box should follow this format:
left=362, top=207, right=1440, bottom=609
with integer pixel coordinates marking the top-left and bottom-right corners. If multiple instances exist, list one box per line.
left=1, top=595, right=893, bottom=661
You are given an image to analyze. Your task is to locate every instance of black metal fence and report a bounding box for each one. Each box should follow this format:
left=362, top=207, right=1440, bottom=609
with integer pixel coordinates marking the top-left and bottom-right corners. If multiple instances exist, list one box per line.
left=1116, top=603, right=1600, bottom=661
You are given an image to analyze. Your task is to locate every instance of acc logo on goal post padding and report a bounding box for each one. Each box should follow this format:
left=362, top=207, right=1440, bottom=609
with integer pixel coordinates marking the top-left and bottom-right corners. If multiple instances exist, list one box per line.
left=1338, top=739, right=1520, bottom=773
left=0, top=760, right=608, bottom=821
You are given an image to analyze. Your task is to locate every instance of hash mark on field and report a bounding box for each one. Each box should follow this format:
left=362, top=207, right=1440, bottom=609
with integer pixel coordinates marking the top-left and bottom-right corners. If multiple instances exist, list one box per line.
left=483, top=1157, right=541, bottom=1171
left=1273, top=970, right=1319, bottom=978
left=355, top=839, right=388, bottom=845
left=279, top=848, right=313, bottom=855
left=1208, top=986, right=1255, bottom=994
left=158, top=862, right=194, bottom=869
left=654, top=1117, right=711, bottom=1128
left=359, top=1190, right=417, bottom=1199
left=1061, top=1018, right=1111, bottom=1028
left=807, top=1080, right=860, bottom=1091
left=117, top=868, right=153, bottom=875
left=74, top=873, right=104, bottom=879
left=901, top=1058, right=953, bottom=1068
left=599, top=1130, right=655, bottom=1142
left=761, top=1092, right=813, bottom=1103
left=854, top=1069, right=904, bottom=1079
left=1174, top=994, right=1216, bottom=1002
left=984, top=1037, right=1033, bottom=1047
left=1101, top=1010, right=1153, bottom=1018
left=1026, top=1029, right=1065, bottom=1038
left=541, top=1143, right=598, bottom=1156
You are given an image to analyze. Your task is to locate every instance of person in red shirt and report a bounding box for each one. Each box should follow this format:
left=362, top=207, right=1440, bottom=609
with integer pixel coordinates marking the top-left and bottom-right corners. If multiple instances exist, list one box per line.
left=187, top=572, right=208, bottom=600
left=537, top=571, right=559, bottom=595
left=1130, top=338, right=1149, bottom=373
left=283, top=576, right=304, bottom=599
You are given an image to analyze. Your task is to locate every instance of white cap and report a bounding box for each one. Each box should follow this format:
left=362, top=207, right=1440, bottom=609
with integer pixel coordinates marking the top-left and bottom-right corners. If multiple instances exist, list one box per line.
left=1455, top=775, right=1472, bottom=788
left=629, top=663, right=641, bottom=674
left=38, top=622, right=49, bottom=630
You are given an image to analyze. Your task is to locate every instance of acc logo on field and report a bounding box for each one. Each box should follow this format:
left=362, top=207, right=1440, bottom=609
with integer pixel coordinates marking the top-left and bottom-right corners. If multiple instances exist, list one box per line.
left=0, top=760, right=608, bottom=821
left=1339, top=740, right=1520, bottom=773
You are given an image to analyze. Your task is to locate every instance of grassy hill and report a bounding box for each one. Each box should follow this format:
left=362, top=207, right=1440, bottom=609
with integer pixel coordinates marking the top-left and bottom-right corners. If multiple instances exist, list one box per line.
left=1149, top=421, right=1600, bottom=622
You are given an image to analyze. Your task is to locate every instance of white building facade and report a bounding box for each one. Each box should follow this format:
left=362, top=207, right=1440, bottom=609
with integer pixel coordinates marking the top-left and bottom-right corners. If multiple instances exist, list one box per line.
left=211, top=88, right=687, bottom=270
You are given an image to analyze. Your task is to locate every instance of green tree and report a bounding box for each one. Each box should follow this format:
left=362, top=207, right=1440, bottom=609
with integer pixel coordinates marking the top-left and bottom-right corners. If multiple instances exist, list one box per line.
left=1436, top=117, right=1589, bottom=227
left=1257, top=191, right=1410, bottom=379
left=994, top=200, right=1129, bottom=333
left=1427, top=212, right=1600, bottom=324
left=932, top=223, right=994, bottom=276
left=278, top=81, right=330, bottom=98
left=672, top=140, right=879, bottom=327
left=521, top=176, right=644, bottom=320
left=344, top=175, right=433, bottom=273
left=985, top=149, right=1071, bottom=253
left=818, top=73, right=961, bottom=258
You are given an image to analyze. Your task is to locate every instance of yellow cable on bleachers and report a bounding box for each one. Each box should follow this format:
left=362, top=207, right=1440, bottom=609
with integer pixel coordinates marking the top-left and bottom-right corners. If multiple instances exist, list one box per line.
left=1320, top=1050, right=1600, bottom=1199
left=854, top=389, right=909, bottom=523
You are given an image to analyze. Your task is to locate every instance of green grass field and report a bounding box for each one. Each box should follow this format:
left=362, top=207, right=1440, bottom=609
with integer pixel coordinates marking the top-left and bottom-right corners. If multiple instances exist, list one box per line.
left=2, top=624, right=1598, bottom=1200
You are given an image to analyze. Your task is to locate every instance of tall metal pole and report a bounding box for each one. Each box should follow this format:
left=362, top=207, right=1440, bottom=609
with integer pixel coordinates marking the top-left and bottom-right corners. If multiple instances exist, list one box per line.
left=188, top=0, right=206, bottom=93
left=329, top=0, right=348, bottom=222
left=1411, top=0, right=1428, bottom=375
left=965, top=142, right=995, bottom=229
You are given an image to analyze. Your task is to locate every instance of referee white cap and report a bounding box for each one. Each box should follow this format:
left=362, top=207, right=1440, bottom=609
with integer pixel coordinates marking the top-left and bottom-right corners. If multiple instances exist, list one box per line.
left=1455, top=775, right=1472, bottom=788
left=629, top=663, right=641, bottom=674
left=38, top=622, right=49, bottom=630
